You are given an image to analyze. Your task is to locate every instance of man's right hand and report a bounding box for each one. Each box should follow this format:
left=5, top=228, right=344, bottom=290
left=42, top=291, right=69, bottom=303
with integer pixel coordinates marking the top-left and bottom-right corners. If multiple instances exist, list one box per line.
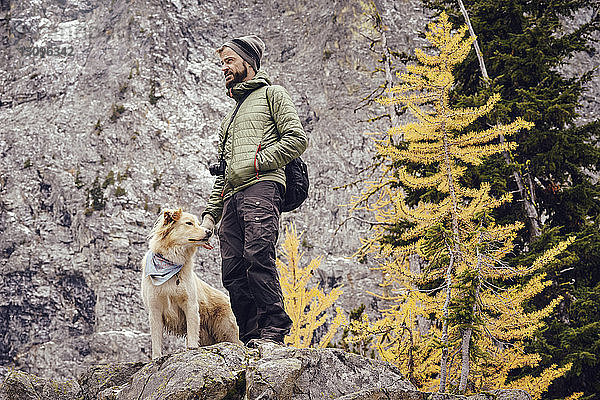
left=198, top=214, right=216, bottom=249
left=200, top=214, right=216, bottom=238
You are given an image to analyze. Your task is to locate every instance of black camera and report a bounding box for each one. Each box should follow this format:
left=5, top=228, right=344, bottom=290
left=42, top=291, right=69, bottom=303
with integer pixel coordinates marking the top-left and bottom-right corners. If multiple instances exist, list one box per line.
left=209, top=159, right=227, bottom=176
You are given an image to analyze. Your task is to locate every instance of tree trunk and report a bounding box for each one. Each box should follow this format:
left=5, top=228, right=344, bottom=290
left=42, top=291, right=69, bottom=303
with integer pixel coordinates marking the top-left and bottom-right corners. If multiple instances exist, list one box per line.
left=439, top=124, right=462, bottom=393
left=439, top=248, right=454, bottom=393
left=458, top=232, right=484, bottom=392
left=373, top=5, right=404, bottom=298
left=457, top=0, right=542, bottom=240
left=457, top=0, right=489, bottom=84
left=459, top=327, right=472, bottom=392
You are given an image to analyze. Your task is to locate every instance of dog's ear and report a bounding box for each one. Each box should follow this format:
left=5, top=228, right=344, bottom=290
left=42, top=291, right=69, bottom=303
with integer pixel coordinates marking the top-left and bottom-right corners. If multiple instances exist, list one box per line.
left=172, top=208, right=182, bottom=222
left=162, top=208, right=182, bottom=226
left=163, top=209, right=175, bottom=226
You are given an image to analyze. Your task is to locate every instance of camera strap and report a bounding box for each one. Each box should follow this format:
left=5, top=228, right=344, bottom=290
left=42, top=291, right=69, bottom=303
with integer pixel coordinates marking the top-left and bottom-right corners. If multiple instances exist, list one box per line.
left=219, top=91, right=252, bottom=160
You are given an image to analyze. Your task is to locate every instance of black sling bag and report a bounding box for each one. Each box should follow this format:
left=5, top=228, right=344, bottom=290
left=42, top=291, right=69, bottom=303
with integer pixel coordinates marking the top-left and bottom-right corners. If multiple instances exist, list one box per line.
left=266, top=86, right=309, bottom=213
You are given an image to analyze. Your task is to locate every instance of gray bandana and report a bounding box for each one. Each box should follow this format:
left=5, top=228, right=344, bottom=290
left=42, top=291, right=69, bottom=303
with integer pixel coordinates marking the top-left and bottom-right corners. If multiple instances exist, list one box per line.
left=145, top=251, right=183, bottom=286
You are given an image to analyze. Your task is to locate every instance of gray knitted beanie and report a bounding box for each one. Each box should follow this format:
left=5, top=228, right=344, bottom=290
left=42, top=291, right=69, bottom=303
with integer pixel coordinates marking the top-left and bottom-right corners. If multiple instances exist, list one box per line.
left=223, top=35, right=265, bottom=72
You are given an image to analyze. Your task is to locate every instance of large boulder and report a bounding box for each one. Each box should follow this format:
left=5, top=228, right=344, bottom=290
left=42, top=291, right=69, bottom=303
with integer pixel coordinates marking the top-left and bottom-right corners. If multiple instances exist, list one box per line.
left=0, top=343, right=531, bottom=400
left=0, top=369, right=80, bottom=400
left=117, top=343, right=247, bottom=400
left=245, top=341, right=416, bottom=400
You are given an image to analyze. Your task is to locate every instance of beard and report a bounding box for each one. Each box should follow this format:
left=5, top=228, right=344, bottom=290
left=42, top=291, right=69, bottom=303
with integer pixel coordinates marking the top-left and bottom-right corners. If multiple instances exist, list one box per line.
left=225, top=64, right=249, bottom=89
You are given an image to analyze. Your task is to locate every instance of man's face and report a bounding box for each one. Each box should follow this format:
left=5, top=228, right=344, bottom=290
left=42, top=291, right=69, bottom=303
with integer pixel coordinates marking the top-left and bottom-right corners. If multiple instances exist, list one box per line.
left=219, top=47, right=251, bottom=89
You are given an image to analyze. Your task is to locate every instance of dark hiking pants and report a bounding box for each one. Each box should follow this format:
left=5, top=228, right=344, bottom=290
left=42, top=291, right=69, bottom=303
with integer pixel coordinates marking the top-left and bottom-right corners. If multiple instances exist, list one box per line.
left=219, top=180, right=292, bottom=344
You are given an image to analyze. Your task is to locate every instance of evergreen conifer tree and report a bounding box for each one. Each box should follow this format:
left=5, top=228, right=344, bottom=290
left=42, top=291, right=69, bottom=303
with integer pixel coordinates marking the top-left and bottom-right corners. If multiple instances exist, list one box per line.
left=422, top=1, right=600, bottom=398
left=349, top=13, right=573, bottom=397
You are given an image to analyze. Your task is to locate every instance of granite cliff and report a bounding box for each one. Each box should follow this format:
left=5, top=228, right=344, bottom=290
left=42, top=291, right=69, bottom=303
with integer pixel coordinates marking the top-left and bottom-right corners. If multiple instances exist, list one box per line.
left=0, top=0, right=434, bottom=379
left=0, top=0, right=598, bottom=385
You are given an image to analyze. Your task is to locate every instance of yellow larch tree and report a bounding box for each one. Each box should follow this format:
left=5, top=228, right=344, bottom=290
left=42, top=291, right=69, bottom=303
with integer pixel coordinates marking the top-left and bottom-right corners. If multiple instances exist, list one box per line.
left=348, top=12, right=573, bottom=398
left=276, top=224, right=347, bottom=348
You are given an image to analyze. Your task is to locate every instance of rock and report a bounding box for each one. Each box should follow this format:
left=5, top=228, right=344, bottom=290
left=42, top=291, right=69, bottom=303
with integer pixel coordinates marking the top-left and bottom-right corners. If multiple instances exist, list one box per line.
left=0, top=343, right=533, bottom=400
left=336, top=388, right=532, bottom=400
left=335, top=388, right=531, bottom=400
left=117, top=343, right=247, bottom=400
left=0, top=0, right=434, bottom=378
left=245, top=341, right=416, bottom=399
left=78, top=361, right=146, bottom=400
left=0, top=369, right=80, bottom=400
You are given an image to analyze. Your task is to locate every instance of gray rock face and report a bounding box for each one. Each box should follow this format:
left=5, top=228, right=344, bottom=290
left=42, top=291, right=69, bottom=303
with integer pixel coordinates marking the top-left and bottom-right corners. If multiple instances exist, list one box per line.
left=0, top=342, right=532, bottom=400
left=0, top=0, right=598, bottom=383
left=118, top=344, right=248, bottom=400
left=245, top=342, right=416, bottom=399
left=0, top=0, right=434, bottom=379
left=78, top=361, right=146, bottom=400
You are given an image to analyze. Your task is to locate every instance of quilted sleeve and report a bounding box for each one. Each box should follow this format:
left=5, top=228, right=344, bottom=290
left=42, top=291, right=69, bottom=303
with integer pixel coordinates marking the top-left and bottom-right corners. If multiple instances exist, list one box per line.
left=202, top=174, right=225, bottom=224
left=202, top=118, right=229, bottom=223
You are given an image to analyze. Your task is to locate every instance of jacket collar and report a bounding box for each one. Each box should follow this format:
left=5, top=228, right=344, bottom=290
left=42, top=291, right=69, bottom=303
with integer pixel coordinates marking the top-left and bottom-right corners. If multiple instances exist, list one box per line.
left=227, top=70, right=271, bottom=101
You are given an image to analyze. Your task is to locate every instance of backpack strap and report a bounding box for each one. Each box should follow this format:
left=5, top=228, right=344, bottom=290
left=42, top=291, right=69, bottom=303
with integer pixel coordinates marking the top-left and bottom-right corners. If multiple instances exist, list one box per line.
left=219, top=91, right=252, bottom=160
left=266, top=85, right=272, bottom=116
left=265, top=85, right=280, bottom=138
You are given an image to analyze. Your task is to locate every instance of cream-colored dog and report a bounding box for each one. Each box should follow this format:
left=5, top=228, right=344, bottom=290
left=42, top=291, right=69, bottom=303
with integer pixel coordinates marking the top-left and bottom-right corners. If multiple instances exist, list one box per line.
left=141, top=208, right=241, bottom=358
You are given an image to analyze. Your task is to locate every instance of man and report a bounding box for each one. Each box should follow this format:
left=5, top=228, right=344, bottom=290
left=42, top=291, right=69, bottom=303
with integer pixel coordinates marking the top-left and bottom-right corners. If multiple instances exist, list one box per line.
left=200, top=35, right=308, bottom=345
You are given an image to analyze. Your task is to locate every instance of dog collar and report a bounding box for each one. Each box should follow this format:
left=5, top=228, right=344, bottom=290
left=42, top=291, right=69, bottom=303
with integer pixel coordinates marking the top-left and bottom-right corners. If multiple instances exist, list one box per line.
left=145, top=251, right=183, bottom=286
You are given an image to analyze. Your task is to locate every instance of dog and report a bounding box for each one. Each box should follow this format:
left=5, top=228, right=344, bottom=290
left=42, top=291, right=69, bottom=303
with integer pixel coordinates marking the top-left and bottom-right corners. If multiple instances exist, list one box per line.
left=141, top=208, right=242, bottom=358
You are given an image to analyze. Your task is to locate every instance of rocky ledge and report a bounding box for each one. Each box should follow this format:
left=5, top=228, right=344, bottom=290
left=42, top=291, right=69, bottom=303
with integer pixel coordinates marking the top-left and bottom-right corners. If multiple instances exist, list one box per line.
left=0, top=342, right=529, bottom=400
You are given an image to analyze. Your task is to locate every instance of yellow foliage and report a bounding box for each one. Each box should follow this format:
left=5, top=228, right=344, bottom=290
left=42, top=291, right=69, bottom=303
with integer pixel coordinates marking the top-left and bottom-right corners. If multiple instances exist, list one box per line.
left=277, top=224, right=347, bottom=348
left=510, top=363, right=573, bottom=400
left=349, top=11, right=572, bottom=397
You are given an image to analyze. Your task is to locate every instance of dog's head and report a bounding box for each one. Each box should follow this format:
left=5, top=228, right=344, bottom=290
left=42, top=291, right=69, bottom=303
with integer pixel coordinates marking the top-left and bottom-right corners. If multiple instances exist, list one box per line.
left=149, top=208, right=212, bottom=249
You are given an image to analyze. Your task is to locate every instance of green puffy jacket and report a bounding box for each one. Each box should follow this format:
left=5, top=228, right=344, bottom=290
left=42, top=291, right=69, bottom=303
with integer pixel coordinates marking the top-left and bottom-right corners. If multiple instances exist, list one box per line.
left=203, top=71, right=308, bottom=223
